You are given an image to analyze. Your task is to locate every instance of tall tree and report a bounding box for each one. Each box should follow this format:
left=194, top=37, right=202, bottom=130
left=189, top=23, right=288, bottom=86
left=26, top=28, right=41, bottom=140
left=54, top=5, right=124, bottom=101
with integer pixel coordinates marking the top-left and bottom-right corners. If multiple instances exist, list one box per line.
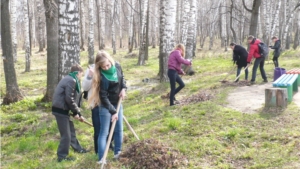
left=1, top=0, right=23, bottom=104
left=43, top=0, right=59, bottom=101
left=58, top=0, right=80, bottom=80
left=229, top=0, right=237, bottom=43
left=37, top=0, right=45, bottom=52
left=88, top=0, right=94, bottom=64
left=220, top=0, right=227, bottom=51
left=185, top=0, right=197, bottom=59
left=270, top=0, right=281, bottom=37
left=293, top=8, right=300, bottom=49
left=137, top=0, right=148, bottom=65
left=24, top=0, right=31, bottom=72
left=99, top=0, right=106, bottom=50
left=128, top=0, right=135, bottom=53
left=158, top=0, right=177, bottom=82
left=79, top=0, right=85, bottom=50
left=179, top=0, right=190, bottom=45
left=242, top=0, right=262, bottom=37
left=111, top=0, right=116, bottom=54
left=10, top=0, right=18, bottom=62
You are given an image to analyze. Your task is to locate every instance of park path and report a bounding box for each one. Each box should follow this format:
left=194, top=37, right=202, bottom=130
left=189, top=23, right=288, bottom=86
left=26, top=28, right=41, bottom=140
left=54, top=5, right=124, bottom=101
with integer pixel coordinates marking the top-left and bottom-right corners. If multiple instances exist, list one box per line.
left=226, top=82, right=300, bottom=113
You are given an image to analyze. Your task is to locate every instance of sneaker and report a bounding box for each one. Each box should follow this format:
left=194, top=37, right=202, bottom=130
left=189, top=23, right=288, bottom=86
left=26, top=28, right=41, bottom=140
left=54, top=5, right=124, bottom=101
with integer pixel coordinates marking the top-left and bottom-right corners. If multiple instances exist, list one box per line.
left=263, top=79, right=268, bottom=83
left=97, top=159, right=107, bottom=164
left=57, top=157, right=75, bottom=162
left=76, top=148, right=90, bottom=153
left=113, top=151, right=121, bottom=160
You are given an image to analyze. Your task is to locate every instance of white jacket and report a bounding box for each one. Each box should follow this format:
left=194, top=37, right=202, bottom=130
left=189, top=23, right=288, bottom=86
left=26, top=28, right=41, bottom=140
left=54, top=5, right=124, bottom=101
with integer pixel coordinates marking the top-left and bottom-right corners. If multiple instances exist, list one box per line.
left=82, top=64, right=95, bottom=108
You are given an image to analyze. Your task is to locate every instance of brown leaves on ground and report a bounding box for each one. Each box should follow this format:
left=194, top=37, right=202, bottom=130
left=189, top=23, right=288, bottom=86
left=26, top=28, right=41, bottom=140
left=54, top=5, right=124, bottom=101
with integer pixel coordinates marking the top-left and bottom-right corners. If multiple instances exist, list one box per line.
left=221, top=80, right=249, bottom=87
left=119, top=139, right=188, bottom=169
left=179, top=91, right=213, bottom=105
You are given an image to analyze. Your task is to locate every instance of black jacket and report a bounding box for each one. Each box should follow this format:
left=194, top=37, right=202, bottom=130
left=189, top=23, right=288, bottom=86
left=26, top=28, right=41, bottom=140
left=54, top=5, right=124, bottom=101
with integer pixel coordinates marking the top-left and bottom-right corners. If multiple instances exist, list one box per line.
left=232, top=45, right=248, bottom=67
left=270, top=39, right=281, bottom=57
left=52, top=75, right=81, bottom=117
left=100, top=63, right=126, bottom=115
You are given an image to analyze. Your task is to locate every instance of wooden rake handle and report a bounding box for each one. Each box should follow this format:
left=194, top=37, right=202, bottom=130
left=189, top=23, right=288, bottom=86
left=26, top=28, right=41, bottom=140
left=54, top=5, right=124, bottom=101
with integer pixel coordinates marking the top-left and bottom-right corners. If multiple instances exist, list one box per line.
left=101, top=98, right=122, bottom=169
left=234, top=65, right=250, bottom=82
left=123, top=115, right=140, bottom=140
left=82, top=119, right=93, bottom=127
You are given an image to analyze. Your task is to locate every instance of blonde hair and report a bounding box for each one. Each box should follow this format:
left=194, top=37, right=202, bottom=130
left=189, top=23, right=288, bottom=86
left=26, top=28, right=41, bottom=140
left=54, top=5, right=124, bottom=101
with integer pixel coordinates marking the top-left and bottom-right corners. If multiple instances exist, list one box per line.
left=174, top=44, right=185, bottom=57
left=88, top=51, right=115, bottom=107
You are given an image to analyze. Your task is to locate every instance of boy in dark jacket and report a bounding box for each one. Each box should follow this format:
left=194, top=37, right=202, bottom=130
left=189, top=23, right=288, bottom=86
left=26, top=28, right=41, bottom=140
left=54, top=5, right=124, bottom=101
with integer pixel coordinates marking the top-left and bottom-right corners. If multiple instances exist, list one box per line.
left=269, top=36, right=281, bottom=67
left=230, top=43, right=248, bottom=82
left=52, top=64, right=88, bottom=162
left=247, top=35, right=268, bottom=84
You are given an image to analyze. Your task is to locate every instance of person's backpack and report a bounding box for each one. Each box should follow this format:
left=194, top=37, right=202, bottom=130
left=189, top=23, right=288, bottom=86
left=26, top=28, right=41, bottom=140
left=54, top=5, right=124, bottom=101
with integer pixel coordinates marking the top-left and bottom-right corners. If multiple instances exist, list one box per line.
left=257, top=42, right=269, bottom=58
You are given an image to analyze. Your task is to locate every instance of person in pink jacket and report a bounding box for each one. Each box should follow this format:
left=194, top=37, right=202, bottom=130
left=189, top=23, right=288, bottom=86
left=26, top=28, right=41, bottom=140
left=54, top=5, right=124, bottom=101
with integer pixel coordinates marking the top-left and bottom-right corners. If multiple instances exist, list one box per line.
left=167, top=44, right=192, bottom=106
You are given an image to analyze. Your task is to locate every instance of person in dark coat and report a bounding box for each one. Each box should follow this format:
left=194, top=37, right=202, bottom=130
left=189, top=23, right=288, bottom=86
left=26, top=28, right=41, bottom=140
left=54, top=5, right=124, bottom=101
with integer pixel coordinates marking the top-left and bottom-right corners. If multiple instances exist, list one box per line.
left=229, top=43, right=249, bottom=82
left=269, top=36, right=281, bottom=68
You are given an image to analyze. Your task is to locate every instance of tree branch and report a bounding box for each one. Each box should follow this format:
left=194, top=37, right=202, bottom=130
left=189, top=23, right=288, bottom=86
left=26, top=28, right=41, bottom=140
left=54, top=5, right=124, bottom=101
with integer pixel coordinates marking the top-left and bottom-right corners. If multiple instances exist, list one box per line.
left=242, top=0, right=252, bottom=12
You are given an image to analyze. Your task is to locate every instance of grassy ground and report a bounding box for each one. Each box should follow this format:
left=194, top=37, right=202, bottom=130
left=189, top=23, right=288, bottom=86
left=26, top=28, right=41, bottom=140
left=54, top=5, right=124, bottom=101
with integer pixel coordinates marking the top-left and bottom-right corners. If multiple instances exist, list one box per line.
left=1, top=46, right=300, bottom=169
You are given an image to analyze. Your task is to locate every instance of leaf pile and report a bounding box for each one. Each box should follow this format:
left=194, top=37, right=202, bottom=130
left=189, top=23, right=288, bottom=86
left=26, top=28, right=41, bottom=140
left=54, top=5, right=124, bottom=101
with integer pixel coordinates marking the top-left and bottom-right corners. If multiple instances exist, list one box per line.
left=119, top=139, right=188, bottom=169
left=221, top=80, right=249, bottom=87
left=180, top=91, right=213, bottom=105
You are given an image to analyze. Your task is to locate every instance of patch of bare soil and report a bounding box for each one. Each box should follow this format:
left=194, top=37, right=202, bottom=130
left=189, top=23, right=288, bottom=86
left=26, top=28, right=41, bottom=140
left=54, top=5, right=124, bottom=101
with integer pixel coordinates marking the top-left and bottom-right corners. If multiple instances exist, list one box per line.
left=221, top=80, right=250, bottom=87
left=119, top=139, right=188, bottom=169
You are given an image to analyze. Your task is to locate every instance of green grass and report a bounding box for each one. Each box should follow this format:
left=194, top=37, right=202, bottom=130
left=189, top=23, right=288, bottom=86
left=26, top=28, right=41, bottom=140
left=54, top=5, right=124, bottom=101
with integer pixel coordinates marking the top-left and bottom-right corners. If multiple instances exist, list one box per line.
left=1, top=47, right=300, bottom=168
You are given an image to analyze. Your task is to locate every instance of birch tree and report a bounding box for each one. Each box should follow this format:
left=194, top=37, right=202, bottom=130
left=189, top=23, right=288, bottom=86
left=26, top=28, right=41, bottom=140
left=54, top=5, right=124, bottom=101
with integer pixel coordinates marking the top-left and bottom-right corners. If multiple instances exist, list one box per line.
left=24, top=0, right=31, bottom=72
left=185, top=0, right=197, bottom=59
left=128, top=0, right=135, bottom=53
left=150, top=0, right=157, bottom=48
left=179, top=0, right=190, bottom=45
left=158, top=0, right=177, bottom=82
left=293, top=8, right=300, bottom=49
left=37, top=0, right=45, bottom=52
left=270, top=0, right=281, bottom=37
left=79, top=0, right=85, bottom=50
left=43, top=0, right=59, bottom=101
left=10, top=0, right=18, bottom=62
left=99, top=0, right=106, bottom=49
left=111, top=0, right=116, bottom=54
left=220, top=0, right=227, bottom=51
left=262, top=0, right=271, bottom=45
left=137, top=0, right=148, bottom=65
left=88, top=0, right=94, bottom=64
left=1, top=0, right=23, bottom=104
left=58, top=0, right=80, bottom=80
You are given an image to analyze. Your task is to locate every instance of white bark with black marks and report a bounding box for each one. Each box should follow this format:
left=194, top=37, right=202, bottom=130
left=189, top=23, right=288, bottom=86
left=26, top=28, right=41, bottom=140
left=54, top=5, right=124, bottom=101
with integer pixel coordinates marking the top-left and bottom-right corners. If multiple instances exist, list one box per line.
left=270, top=0, right=281, bottom=36
left=111, top=0, right=116, bottom=54
left=180, top=0, right=190, bottom=45
left=24, top=0, right=31, bottom=72
left=185, top=0, right=197, bottom=59
left=158, top=0, right=177, bottom=82
left=80, top=0, right=85, bottom=50
left=138, top=0, right=148, bottom=65
left=58, top=0, right=80, bottom=80
left=88, top=0, right=94, bottom=64
left=10, top=0, right=18, bottom=62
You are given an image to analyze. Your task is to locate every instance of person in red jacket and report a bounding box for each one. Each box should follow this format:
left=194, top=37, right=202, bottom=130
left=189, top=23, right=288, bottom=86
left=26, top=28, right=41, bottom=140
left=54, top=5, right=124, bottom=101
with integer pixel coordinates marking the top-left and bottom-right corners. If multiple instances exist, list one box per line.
left=246, top=35, right=268, bottom=85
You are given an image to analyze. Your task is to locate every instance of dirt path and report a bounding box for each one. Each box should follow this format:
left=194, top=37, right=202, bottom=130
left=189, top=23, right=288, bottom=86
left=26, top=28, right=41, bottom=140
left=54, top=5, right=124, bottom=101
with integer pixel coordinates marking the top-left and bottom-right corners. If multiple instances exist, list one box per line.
left=226, top=82, right=300, bottom=114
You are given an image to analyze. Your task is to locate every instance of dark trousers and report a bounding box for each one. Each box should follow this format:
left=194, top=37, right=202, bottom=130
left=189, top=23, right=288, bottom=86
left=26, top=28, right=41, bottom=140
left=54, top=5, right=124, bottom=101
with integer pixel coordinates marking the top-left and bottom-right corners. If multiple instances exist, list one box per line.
left=53, top=112, right=83, bottom=158
left=168, top=69, right=185, bottom=106
left=251, top=57, right=267, bottom=82
left=92, top=106, right=100, bottom=154
left=272, top=56, right=279, bottom=67
left=236, top=66, right=249, bottom=81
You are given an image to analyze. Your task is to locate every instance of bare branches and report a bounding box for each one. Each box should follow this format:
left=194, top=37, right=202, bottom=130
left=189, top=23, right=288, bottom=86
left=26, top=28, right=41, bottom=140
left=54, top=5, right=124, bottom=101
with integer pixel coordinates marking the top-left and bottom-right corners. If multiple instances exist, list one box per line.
left=242, top=0, right=252, bottom=12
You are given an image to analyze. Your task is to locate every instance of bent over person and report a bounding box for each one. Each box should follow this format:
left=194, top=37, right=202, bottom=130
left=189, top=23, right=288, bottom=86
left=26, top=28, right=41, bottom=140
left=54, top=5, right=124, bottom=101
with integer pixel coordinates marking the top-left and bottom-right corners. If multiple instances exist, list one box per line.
left=229, top=43, right=248, bottom=82
left=52, top=64, right=88, bottom=162
left=88, top=51, right=127, bottom=164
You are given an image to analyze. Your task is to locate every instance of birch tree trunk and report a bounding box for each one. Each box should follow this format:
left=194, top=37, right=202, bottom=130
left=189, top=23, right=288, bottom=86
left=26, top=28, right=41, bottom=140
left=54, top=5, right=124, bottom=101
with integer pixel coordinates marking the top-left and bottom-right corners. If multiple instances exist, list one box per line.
left=229, top=0, right=237, bottom=43
left=293, top=9, right=300, bottom=49
left=270, top=0, right=281, bottom=36
left=37, top=0, right=44, bottom=52
left=221, top=0, right=227, bottom=51
left=150, top=0, right=157, bottom=48
left=242, top=0, right=262, bottom=37
left=180, top=0, right=190, bottom=45
left=138, top=0, right=149, bottom=65
left=43, top=0, right=59, bottom=101
left=99, top=0, right=106, bottom=49
left=185, top=0, right=197, bottom=59
left=128, top=0, right=135, bottom=53
left=88, top=0, right=94, bottom=64
left=10, top=0, right=18, bottom=62
left=24, top=0, right=31, bottom=72
left=31, top=0, right=37, bottom=48
left=175, top=0, right=182, bottom=43
left=111, top=0, right=116, bottom=54
left=263, top=0, right=271, bottom=45
left=117, top=0, right=123, bottom=48
left=281, top=0, right=296, bottom=50
left=79, top=0, right=85, bottom=50
left=58, top=0, right=80, bottom=80
left=158, top=0, right=177, bottom=82
left=1, top=0, right=23, bottom=104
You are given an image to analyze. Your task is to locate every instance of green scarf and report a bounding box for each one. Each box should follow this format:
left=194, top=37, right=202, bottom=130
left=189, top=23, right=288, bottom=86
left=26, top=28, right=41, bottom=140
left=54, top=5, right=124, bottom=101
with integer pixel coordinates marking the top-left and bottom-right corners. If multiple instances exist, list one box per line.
left=101, top=65, right=118, bottom=82
left=68, top=71, right=81, bottom=93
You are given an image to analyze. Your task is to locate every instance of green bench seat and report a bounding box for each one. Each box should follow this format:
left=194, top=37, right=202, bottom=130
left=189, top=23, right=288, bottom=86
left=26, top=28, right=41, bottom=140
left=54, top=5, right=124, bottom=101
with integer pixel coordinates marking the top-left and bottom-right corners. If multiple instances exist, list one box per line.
left=272, top=74, right=298, bottom=102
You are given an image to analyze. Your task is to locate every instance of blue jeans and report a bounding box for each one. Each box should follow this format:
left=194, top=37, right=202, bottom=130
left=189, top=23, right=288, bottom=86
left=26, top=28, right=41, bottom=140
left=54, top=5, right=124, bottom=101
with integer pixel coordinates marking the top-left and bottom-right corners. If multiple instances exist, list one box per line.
left=98, top=105, right=123, bottom=160
left=251, top=57, right=267, bottom=82
left=236, top=66, right=248, bottom=81
left=168, top=69, right=185, bottom=106
left=91, top=106, right=100, bottom=154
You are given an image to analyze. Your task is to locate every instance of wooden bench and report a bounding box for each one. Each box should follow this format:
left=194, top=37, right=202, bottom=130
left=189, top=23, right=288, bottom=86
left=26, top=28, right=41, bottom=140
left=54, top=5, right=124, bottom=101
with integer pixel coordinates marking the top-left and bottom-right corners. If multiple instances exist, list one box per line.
left=272, top=74, right=298, bottom=102
left=286, top=68, right=300, bottom=86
